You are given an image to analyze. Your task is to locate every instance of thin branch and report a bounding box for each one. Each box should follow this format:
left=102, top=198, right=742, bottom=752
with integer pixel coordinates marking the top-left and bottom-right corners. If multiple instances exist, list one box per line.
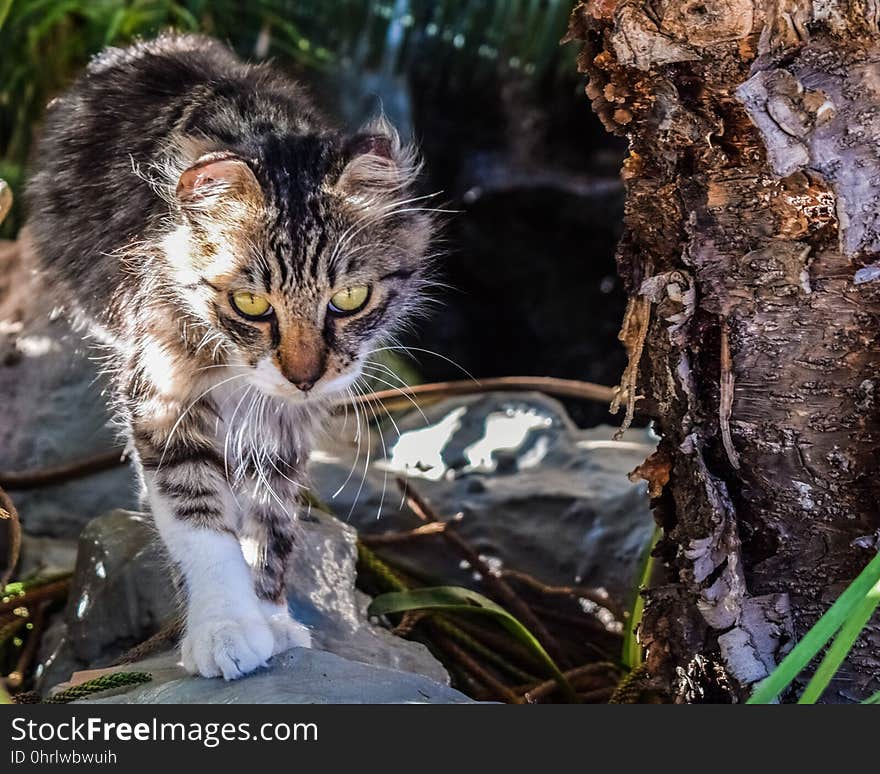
left=5, top=601, right=48, bottom=690
left=359, top=521, right=447, bottom=545
left=112, top=617, right=183, bottom=666
left=431, top=632, right=524, bottom=704
left=0, top=449, right=127, bottom=491
left=430, top=615, right=540, bottom=684
left=500, top=568, right=621, bottom=618
left=1, top=577, right=71, bottom=616
left=523, top=662, right=619, bottom=703
left=345, top=376, right=615, bottom=411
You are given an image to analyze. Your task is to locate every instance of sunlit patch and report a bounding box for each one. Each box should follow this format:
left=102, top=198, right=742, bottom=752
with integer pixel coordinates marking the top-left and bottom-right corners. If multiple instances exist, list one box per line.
left=309, top=449, right=342, bottom=464
left=240, top=535, right=262, bottom=567
left=14, top=334, right=58, bottom=357
left=75, top=590, right=91, bottom=620
left=463, top=407, right=552, bottom=472
left=140, top=338, right=178, bottom=392
left=577, top=439, right=654, bottom=452
left=377, top=406, right=467, bottom=481
left=579, top=596, right=623, bottom=633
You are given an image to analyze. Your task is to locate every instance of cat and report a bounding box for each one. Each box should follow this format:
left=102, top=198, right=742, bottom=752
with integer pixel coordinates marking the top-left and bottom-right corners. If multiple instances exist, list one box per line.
left=25, top=33, right=434, bottom=680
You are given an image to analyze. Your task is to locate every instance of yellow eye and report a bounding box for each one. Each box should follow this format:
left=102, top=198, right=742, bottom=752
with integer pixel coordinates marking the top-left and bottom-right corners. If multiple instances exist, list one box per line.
left=328, top=285, right=370, bottom=315
left=231, top=291, right=272, bottom=319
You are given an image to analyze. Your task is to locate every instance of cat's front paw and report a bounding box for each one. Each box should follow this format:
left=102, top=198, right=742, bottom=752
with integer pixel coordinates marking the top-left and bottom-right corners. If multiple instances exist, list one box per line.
left=181, top=616, right=275, bottom=680
left=260, top=602, right=312, bottom=655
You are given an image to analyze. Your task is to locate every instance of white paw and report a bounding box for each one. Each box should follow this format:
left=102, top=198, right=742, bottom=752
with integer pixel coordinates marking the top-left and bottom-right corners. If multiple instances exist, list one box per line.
left=181, top=616, right=275, bottom=680
left=260, top=602, right=312, bottom=655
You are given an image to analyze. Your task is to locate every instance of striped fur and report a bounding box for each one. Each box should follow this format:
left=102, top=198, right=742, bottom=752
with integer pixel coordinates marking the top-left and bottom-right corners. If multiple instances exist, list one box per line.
left=25, top=34, right=434, bottom=679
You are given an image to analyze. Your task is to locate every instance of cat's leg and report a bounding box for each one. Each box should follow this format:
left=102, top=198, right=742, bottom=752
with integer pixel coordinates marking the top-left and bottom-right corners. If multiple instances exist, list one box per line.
left=240, top=494, right=312, bottom=655
left=136, top=425, right=275, bottom=680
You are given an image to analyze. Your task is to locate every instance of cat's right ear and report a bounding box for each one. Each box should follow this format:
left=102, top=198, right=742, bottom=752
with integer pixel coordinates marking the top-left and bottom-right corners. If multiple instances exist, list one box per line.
left=175, top=153, right=263, bottom=215
left=335, top=117, right=419, bottom=201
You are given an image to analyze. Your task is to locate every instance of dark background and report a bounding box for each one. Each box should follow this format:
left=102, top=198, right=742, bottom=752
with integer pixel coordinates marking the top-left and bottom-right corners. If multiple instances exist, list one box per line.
left=1, top=0, right=628, bottom=426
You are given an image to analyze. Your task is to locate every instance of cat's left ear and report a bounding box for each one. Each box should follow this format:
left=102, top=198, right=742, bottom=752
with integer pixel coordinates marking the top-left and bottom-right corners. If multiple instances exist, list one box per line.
left=335, top=117, right=418, bottom=198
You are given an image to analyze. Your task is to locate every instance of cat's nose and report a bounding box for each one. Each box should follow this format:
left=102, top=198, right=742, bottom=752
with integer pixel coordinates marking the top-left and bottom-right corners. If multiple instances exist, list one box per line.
left=294, top=378, right=316, bottom=393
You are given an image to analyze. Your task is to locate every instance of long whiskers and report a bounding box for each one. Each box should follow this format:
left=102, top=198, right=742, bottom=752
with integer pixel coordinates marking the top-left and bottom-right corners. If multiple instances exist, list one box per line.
left=350, top=379, right=390, bottom=522
left=365, top=344, right=479, bottom=383
left=333, top=386, right=365, bottom=499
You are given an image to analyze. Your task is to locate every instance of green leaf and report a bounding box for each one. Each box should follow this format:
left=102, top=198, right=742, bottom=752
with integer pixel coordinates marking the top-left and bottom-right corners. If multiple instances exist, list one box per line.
left=748, top=550, right=880, bottom=704
left=0, top=0, right=13, bottom=32
left=862, top=691, right=880, bottom=705
left=798, top=582, right=880, bottom=704
left=369, top=586, right=577, bottom=702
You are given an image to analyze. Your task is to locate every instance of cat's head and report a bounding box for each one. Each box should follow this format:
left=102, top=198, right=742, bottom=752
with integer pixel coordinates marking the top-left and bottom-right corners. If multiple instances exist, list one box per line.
left=163, top=118, right=434, bottom=402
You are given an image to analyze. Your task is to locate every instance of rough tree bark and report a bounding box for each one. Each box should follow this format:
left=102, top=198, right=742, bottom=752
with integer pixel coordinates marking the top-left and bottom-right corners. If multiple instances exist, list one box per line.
left=565, top=1, right=880, bottom=702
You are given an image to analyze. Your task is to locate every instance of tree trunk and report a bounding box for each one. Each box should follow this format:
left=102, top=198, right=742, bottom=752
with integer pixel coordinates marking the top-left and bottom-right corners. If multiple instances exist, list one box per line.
left=565, top=1, right=880, bottom=702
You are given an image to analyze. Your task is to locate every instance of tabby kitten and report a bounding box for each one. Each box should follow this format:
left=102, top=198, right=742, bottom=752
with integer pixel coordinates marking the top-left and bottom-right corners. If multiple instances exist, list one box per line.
left=26, top=34, right=432, bottom=679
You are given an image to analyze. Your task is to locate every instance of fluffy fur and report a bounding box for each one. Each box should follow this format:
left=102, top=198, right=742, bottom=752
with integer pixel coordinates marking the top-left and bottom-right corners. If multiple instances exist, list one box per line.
left=26, top=34, right=433, bottom=679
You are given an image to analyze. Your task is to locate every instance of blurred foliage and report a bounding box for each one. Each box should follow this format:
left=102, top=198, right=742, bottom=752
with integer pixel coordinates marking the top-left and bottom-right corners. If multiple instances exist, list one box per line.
left=0, top=0, right=576, bottom=236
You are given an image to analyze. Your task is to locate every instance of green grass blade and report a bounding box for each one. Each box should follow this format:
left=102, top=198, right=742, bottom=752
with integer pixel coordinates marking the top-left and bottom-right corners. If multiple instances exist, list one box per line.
left=862, top=691, right=880, bottom=705
left=798, top=582, right=880, bottom=704
left=748, top=550, right=880, bottom=704
left=369, top=585, right=577, bottom=702
left=622, top=526, right=659, bottom=670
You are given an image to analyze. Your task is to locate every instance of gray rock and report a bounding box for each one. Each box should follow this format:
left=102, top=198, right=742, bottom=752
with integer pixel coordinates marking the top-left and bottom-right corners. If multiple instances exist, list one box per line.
left=65, top=511, right=177, bottom=665
left=17, top=534, right=79, bottom=578
left=37, top=507, right=449, bottom=692
left=78, top=648, right=471, bottom=704
left=0, top=239, right=138, bottom=538
left=309, top=391, right=656, bottom=610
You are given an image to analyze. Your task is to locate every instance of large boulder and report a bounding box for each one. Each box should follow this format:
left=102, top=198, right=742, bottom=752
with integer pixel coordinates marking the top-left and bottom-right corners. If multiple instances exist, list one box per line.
left=36, top=507, right=450, bottom=694
left=78, top=648, right=471, bottom=704
left=310, top=391, right=656, bottom=609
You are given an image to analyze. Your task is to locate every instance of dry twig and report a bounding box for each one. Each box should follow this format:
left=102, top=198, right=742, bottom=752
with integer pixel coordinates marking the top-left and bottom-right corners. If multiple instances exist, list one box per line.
left=500, top=568, right=620, bottom=617
left=432, top=633, right=524, bottom=704
left=5, top=601, right=48, bottom=690
left=523, top=662, right=619, bottom=703
left=359, top=521, right=447, bottom=546
left=0, top=576, right=71, bottom=616
left=112, top=617, right=183, bottom=666
left=346, top=376, right=614, bottom=411
left=0, top=449, right=127, bottom=491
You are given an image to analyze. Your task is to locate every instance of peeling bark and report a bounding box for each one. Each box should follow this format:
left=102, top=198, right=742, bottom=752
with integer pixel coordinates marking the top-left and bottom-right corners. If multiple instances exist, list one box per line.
left=566, top=0, right=880, bottom=702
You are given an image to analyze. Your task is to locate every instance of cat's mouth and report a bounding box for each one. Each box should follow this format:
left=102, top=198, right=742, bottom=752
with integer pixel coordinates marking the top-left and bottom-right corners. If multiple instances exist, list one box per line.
left=247, top=356, right=361, bottom=404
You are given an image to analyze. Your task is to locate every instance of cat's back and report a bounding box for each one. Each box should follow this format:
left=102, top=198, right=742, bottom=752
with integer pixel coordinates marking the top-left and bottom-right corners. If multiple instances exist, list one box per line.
left=25, top=34, right=317, bottom=318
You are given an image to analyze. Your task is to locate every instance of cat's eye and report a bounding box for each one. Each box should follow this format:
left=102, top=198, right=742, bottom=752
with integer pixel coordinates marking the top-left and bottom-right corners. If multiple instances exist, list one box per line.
left=328, top=285, right=370, bottom=316
left=230, top=290, right=273, bottom=319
